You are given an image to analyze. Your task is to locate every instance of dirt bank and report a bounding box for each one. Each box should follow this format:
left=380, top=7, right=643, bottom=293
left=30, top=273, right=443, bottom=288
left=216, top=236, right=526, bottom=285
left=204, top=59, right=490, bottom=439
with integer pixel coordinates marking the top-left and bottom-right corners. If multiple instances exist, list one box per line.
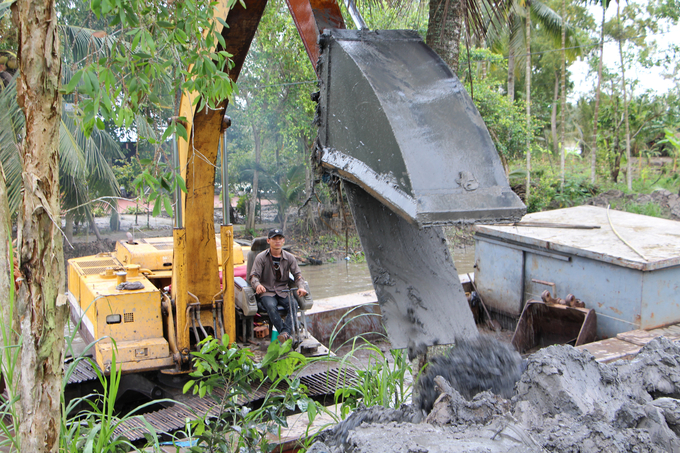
left=586, top=188, right=680, bottom=220
left=311, top=336, right=680, bottom=452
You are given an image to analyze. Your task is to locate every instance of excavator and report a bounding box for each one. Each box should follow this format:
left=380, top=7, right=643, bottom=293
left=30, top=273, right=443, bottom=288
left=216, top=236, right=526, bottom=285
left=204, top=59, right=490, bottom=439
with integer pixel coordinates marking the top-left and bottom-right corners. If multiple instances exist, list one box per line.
left=65, top=0, right=525, bottom=438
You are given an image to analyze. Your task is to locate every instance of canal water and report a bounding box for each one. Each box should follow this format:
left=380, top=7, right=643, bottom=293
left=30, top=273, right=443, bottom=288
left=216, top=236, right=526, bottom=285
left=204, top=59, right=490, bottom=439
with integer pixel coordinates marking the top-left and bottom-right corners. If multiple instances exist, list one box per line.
left=303, top=246, right=476, bottom=299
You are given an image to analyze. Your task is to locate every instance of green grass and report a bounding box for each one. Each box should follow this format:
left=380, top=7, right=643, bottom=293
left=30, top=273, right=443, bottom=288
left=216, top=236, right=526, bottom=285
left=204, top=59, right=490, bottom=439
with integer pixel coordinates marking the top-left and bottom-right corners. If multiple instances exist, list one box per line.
left=509, top=154, right=680, bottom=214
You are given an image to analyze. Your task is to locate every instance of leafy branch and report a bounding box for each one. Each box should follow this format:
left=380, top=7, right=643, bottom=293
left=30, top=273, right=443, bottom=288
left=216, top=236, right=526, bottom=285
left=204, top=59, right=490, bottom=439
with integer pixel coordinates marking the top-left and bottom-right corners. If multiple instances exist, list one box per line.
left=60, top=0, right=240, bottom=141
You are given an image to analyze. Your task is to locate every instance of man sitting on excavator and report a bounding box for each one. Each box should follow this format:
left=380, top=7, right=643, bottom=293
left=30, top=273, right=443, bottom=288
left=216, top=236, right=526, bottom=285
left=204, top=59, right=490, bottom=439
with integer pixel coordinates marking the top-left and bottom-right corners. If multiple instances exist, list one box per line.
left=249, top=228, right=308, bottom=343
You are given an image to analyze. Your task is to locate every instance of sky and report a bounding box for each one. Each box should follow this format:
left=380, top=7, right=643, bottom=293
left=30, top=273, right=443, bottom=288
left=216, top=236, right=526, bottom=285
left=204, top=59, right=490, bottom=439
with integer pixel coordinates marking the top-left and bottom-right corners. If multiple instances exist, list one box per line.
left=569, top=1, right=679, bottom=100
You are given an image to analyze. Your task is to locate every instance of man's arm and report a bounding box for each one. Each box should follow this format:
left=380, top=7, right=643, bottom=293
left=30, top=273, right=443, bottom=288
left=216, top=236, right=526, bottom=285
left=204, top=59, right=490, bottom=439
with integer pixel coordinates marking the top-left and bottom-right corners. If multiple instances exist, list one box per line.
left=249, top=253, right=266, bottom=294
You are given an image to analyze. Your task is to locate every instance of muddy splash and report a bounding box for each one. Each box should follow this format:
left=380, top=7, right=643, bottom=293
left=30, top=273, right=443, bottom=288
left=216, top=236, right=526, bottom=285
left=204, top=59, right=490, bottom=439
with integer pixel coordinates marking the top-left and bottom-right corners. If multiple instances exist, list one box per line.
left=311, top=336, right=680, bottom=452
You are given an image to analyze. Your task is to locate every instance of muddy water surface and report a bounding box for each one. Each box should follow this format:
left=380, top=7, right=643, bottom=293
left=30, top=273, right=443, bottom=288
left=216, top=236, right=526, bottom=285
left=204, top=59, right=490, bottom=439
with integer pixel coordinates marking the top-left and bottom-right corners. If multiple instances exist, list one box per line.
left=303, top=246, right=476, bottom=299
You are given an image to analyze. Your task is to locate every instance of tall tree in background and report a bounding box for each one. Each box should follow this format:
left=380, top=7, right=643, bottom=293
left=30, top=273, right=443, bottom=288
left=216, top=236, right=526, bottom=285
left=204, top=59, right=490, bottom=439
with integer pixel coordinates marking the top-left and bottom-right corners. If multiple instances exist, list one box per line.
left=9, top=0, right=67, bottom=450
left=524, top=0, right=532, bottom=199
left=246, top=117, right=262, bottom=232
left=489, top=0, right=566, bottom=102
left=560, top=0, right=566, bottom=190
left=590, top=0, right=610, bottom=183
left=426, top=0, right=464, bottom=71
left=615, top=0, right=632, bottom=190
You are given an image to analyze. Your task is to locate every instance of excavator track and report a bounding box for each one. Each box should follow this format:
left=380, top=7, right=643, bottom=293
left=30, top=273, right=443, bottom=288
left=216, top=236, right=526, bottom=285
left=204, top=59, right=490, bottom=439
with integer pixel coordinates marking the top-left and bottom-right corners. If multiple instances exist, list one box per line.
left=114, top=367, right=357, bottom=441
left=66, top=359, right=99, bottom=385
left=66, top=359, right=356, bottom=442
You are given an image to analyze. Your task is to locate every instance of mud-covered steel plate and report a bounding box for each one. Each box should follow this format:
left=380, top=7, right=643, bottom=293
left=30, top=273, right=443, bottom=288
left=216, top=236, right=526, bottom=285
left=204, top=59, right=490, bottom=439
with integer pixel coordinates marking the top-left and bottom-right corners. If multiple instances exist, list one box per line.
left=316, top=29, right=525, bottom=227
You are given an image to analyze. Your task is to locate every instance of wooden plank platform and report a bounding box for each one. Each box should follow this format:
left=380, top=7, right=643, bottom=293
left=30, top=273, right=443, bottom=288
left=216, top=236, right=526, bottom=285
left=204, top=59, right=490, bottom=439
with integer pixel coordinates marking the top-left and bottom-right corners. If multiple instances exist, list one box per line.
left=577, top=324, right=680, bottom=363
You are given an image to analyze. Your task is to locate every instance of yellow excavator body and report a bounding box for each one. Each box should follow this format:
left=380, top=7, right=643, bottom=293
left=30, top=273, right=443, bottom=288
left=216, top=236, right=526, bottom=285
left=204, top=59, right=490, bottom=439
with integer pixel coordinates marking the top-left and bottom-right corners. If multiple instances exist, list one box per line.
left=67, top=239, right=247, bottom=373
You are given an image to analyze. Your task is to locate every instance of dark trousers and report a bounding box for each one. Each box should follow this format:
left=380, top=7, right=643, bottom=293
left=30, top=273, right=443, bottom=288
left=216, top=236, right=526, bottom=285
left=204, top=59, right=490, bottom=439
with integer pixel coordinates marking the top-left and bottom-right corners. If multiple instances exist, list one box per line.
left=259, top=294, right=294, bottom=335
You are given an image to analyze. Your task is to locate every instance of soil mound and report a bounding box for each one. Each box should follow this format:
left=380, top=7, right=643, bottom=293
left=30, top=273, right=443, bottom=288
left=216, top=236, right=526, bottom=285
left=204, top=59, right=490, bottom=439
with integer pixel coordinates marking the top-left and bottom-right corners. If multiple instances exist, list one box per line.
left=311, top=337, right=680, bottom=452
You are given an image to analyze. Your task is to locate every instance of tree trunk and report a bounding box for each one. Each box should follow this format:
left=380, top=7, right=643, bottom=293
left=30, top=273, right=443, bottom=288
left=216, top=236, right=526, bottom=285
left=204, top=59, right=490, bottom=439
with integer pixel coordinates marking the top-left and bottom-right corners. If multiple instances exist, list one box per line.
left=617, top=2, right=632, bottom=190
left=610, top=92, right=622, bottom=182
left=525, top=9, right=532, bottom=201
left=591, top=5, right=606, bottom=183
left=65, top=211, right=74, bottom=244
left=560, top=0, right=567, bottom=191
left=12, top=0, right=67, bottom=448
left=301, top=134, right=316, bottom=233
left=551, top=71, right=559, bottom=156
left=86, top=209, right=103, bottom=242
left=246, top=125, right=261, bottom=231
left=479, top=42, right=487, bottom=80
left=507, top=46, right=515, bottom=101
left=426, top=0, right=463, bottom=73
left=611, top=133, right=622, bottom=182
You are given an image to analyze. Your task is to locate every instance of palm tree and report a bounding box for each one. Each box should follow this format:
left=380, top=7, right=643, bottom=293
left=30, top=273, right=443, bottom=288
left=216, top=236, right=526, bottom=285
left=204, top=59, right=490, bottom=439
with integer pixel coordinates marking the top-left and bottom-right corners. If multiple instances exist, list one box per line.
left=0, top=18, right=122, bottom=243
left=0, top=73, right=122, bottom=243
left=487, top=0, right=574, bottom=102
left=268, top=164, right=305, bottom=231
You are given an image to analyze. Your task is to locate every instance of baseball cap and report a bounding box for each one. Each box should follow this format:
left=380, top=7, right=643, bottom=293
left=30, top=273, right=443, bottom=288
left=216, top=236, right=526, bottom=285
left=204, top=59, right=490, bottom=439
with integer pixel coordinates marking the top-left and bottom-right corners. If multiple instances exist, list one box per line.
left=268, top=228, right=285, bottom=239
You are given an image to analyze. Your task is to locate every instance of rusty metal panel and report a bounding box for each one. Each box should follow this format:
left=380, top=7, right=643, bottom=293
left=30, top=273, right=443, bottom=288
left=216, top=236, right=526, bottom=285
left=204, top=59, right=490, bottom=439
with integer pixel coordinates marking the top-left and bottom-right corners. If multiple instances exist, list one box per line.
left=523, top=252, right=641, bottom=339
left=474, top=236, right=643, bottom=338
left=316, top=29, right=525, bottom=227
left=511, top=301, right=597, bottom=354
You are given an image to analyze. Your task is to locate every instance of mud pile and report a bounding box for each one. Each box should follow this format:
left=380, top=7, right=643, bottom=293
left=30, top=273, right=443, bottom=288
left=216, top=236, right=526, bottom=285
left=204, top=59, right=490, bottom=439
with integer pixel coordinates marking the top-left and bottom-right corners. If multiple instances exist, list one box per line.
left=587, top=188, right=680, bottom=220
left=310, top=336, right=680, bottom=452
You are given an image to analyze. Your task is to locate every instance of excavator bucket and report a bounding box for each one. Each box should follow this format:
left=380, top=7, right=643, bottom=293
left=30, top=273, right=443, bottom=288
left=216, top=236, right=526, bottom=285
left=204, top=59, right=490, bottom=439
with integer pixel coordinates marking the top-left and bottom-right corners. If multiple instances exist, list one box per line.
left=315, top=29, right=525, bottom=227
left=314, top=30, right=525, bottom=353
